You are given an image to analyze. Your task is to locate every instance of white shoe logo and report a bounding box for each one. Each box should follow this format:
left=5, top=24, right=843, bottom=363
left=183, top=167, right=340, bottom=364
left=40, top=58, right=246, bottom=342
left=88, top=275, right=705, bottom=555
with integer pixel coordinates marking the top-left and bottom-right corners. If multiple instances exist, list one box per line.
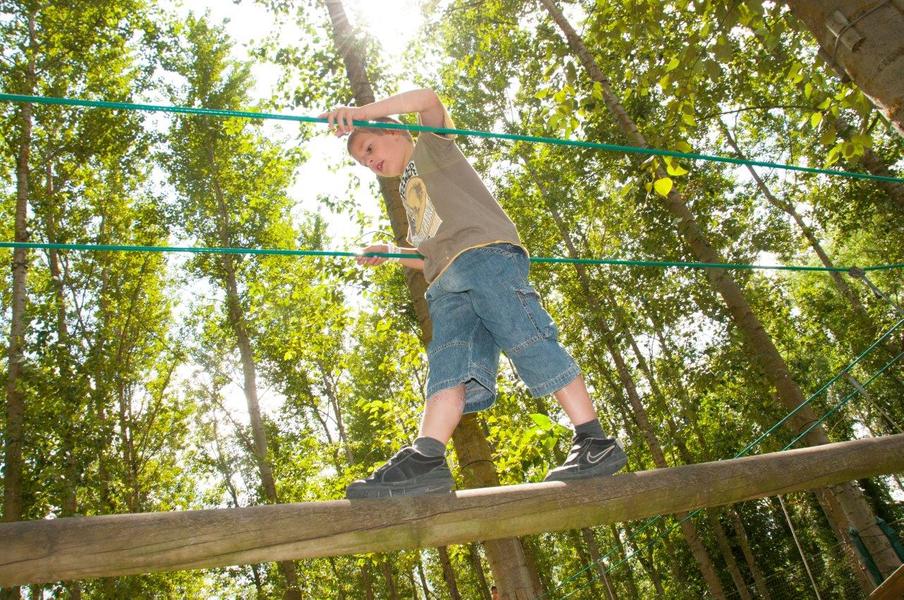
left=586, top=447, right=612, bottom=464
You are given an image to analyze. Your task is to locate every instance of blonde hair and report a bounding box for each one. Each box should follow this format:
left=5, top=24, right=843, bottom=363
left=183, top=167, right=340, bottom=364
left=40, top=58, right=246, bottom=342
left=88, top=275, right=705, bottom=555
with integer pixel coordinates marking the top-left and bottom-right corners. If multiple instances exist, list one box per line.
left=346, top=116, right=412, bottom=154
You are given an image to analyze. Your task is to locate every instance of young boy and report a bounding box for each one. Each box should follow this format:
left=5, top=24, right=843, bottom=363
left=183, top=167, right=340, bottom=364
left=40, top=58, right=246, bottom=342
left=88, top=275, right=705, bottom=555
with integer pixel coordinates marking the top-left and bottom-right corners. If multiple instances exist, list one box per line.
left=320, top=89, right=626, bottom=499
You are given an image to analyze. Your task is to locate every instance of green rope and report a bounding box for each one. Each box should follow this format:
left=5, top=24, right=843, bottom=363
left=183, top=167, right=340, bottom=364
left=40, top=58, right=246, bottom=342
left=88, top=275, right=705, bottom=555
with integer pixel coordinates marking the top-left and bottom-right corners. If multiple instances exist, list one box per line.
left=1, top=241, right=900, bottom=273
left=547, top=316, right=904, bottom=599
left=2, top=93, right=903, bottom=185
left=560, top=349, right=904, bottom=600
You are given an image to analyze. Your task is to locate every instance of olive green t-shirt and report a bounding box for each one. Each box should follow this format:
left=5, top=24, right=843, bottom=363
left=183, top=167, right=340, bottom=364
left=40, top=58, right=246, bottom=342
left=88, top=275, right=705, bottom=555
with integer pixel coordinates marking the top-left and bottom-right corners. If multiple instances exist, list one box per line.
left=399, top=123, right=522, bottom=284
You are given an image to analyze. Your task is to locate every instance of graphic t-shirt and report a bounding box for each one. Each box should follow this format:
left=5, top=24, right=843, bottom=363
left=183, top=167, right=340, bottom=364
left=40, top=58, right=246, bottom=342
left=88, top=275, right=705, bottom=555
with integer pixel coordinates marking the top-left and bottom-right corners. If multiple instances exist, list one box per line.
left=400, top=114, right=522, bottom=283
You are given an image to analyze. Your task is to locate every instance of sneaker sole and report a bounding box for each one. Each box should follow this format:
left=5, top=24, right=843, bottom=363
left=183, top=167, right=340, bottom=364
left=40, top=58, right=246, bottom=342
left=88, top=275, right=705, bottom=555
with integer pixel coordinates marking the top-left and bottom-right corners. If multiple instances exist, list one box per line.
left=346, top=474, right=455, bottom=500
left=543, top=451, right=628, bottom=482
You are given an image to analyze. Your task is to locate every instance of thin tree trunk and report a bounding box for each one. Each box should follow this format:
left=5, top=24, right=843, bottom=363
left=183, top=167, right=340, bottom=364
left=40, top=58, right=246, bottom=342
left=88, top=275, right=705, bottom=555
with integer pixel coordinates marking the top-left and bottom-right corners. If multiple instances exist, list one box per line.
left=4, top=9, right=35, bottom=525
left=323, top=2, right=541, bottom=597
left=729, top=509, right=773, bottom=600
left=416, top=557, right=431, bottom=600
left=1, top=13, right=35, bottom=600
left=43, top=160, right=83, bottom=600
left=537, top=0, right=901, bottom=584
left=527, top=164, right=726, bottom=599
left=609, top=525, right=641, bottom=600
left=360, top=562, right=375, bottom=600
left=382, top=558, right=401, bottom=600
left=785, top=0, right=904, bottom=138
left=581, top=528, right=618, bottom=600
left=438, top=547, right=462, bottom=600
left=708, top=510, right=753, bottom=600
left=568, top=530, right=602, bottom=597
left=625, top=530, right=665, bottom=596
left=209, top=153, right=301, bottom=599
left=779, top=496, right=824, bottom=600
left=467, top=544, right=493, bottom=600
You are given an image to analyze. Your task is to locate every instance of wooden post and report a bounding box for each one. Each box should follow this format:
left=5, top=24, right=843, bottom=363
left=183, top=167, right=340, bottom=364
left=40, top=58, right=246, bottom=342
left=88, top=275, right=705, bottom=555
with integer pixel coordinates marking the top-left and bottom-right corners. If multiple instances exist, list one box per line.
left=2, top=434, right=903, bottom=587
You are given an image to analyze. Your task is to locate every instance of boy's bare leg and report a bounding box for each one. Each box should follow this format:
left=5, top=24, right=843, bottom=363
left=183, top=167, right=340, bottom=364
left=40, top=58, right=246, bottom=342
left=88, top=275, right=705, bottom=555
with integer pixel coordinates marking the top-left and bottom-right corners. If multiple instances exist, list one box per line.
left=419, top=384, right=466, bottom=444
left=552, top=374, right=598, bottom=426
left=545, top=374, right=627, bottom=481
left=346, top=385, right=461, bottom=499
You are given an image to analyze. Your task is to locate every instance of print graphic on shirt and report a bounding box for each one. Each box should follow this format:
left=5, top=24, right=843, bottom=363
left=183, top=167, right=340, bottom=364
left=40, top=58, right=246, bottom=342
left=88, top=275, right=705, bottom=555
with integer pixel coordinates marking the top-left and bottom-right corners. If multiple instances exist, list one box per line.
left=399, top=160, right=442, bottom=246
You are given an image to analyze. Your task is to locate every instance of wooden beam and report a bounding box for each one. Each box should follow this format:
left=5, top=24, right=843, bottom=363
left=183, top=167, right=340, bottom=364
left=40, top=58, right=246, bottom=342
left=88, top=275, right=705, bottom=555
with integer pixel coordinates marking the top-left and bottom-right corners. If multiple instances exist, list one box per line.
left=2, top=434, right=903, bottom=587
left=870, top=563, right=904, bottom=600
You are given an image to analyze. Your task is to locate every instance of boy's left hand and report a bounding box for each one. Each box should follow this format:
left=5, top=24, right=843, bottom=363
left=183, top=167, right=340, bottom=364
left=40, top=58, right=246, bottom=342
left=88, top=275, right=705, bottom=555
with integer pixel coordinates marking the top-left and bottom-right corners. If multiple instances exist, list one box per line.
left=319, top=105, right=367, bottom=137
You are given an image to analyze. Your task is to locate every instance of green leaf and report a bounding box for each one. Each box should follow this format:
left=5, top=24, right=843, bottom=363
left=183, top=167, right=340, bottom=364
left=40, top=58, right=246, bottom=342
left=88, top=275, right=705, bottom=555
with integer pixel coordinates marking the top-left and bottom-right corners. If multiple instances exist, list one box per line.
left=654, top=177, right=674, bottom=197
left=591, top=81, right=604, bottom=100
left=529, top=413, right=554, bottom=430
left=681, top=113, right=696, bottom=127
left=666, top=162, right=689, bottom=176
left=810, top=112, right=823, bottom=128
left=665, top=57, right=680, bottom=72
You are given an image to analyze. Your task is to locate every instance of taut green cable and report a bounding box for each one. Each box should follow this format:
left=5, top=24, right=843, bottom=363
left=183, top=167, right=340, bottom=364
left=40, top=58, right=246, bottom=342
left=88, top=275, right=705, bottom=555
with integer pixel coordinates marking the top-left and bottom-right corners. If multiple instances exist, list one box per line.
left=0, top=241, right=900, bottom=273
left=2, top=93, right=903, bottom=185
left=546, top=316, right=904, bottom=599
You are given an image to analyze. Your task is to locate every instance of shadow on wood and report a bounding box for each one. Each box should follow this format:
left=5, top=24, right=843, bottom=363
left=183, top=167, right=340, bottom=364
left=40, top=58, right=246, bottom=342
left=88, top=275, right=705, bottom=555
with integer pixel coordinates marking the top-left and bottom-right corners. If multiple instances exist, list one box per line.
left=2, top=434, right=904, bottom=587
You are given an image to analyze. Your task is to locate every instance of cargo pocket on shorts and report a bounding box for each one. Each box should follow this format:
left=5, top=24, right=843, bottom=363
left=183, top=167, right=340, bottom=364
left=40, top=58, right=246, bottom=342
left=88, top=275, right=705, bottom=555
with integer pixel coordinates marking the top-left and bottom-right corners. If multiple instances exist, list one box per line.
left=514, top=287, right=558, bottom=345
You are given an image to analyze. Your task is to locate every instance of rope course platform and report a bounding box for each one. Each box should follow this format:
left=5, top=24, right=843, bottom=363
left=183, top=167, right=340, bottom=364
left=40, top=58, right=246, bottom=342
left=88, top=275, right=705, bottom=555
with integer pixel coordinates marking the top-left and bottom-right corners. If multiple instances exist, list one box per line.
left=1, top=434, right=902, bottom=587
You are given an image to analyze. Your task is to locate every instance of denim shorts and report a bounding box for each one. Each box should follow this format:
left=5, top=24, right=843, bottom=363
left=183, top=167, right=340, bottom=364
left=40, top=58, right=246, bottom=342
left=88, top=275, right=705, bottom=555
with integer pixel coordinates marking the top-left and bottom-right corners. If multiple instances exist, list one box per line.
left=425, top=243, right=580, bottom=413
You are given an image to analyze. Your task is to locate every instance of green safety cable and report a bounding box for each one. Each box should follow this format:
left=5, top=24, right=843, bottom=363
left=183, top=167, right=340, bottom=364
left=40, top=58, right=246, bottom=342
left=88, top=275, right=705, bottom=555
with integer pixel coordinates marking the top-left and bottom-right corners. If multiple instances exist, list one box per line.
left=1, top=241, right=902, bottom=274
left=562, top=349, right=904, bottom=600
left=555, top=348, right=904, bottom=600
left=2, top=93, right=904, bottom=185
left=547, top=316, right=904, bottom=599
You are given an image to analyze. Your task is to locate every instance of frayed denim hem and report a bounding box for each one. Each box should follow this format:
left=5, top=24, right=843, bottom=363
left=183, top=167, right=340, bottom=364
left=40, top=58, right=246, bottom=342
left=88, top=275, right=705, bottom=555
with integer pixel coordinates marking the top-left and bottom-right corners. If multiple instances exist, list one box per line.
left=527, top=362, right=581, bottom=398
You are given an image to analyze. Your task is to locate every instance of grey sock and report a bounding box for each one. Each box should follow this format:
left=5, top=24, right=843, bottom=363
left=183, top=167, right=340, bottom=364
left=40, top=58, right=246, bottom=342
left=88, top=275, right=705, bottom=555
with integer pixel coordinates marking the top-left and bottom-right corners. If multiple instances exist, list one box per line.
left=574, top=418, right=605, bottom=439
left=413, top=436, right=447, bottom=457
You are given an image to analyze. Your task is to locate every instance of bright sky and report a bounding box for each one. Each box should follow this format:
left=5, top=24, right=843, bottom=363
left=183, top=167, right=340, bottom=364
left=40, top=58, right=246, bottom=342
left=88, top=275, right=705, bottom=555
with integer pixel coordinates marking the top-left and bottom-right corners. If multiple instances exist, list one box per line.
left=158, top=1, right=427, bottom=433
left=164, top=0, right=426, bottom=243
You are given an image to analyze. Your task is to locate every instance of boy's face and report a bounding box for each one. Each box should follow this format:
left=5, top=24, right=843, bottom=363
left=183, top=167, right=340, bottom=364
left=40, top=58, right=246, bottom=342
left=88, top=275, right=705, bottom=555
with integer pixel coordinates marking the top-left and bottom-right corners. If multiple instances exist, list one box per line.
left=349, top=130, right=413, bottom=178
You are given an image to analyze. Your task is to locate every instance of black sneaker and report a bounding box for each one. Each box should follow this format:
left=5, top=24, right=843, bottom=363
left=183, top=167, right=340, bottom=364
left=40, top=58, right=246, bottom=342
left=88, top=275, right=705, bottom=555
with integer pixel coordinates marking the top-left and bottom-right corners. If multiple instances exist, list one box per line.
left=346, top=447, right=455, bottom=499
left=544, top=435, right=627, bottom=482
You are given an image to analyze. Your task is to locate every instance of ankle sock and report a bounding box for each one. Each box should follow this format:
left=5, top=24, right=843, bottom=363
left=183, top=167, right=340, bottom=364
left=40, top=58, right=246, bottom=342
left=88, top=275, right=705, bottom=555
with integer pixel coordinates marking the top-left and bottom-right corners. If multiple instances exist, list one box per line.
left=574, top=418, right=605, bottom=439
left=413, top=436, right=447, bottom=457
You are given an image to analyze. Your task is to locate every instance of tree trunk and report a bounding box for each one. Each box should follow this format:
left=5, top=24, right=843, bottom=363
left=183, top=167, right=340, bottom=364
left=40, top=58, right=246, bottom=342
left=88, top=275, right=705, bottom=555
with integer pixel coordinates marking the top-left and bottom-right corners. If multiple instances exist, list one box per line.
left=416, top=558, right=431, bottom=600
left=438, top=547, right=462, bottom=600
left=626, top=533, right=665, bottom=596
left=42, top=159, right=83, bottom=600
left=323, top=1, right=541, bottom=596
left=609, top=525, right=641, bottom=600
left=580, top=528, right=617, bottom=600
left=360, top=563, right=375, bottom=600
left=452, top=416, right=543, bottom=599
left=4, top=8, right=35, bottom=526
left=528, top=166, right=726, bottom=599
left=729, top=509, right=772, bottom=600
left=382, top=558, right=400, bottom=600
left=467, top=544, right=493, bottom=600
left=785, top=0, right=904, bottom=138
left=708, top=510, right=753, bottom=600
left=537, top=0, right=901, bottom=584
left=210, top=156, right=301, bottom=599
left=568, top=530, right=602, bottom=597
left=1, top=13, right=35, bottom=600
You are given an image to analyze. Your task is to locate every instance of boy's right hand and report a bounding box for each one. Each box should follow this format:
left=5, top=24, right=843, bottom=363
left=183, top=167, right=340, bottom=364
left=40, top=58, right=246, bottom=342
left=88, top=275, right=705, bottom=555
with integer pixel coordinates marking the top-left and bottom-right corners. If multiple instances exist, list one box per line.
left=319, top=105, right=367, bottom=137
left=355, top=244, right=390, bottom=266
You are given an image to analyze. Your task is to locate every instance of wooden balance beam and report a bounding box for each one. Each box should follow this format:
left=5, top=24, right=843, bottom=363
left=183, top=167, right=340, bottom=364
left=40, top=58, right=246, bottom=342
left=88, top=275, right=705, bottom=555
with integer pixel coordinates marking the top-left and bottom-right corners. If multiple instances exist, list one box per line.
left=2, top=433, right=903, bottom=587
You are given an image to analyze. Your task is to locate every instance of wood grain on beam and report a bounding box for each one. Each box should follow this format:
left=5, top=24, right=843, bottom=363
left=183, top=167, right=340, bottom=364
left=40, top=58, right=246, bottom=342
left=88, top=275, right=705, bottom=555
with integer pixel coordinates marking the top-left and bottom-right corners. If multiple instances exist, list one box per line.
left=2, top=434, right=903, bottom=587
